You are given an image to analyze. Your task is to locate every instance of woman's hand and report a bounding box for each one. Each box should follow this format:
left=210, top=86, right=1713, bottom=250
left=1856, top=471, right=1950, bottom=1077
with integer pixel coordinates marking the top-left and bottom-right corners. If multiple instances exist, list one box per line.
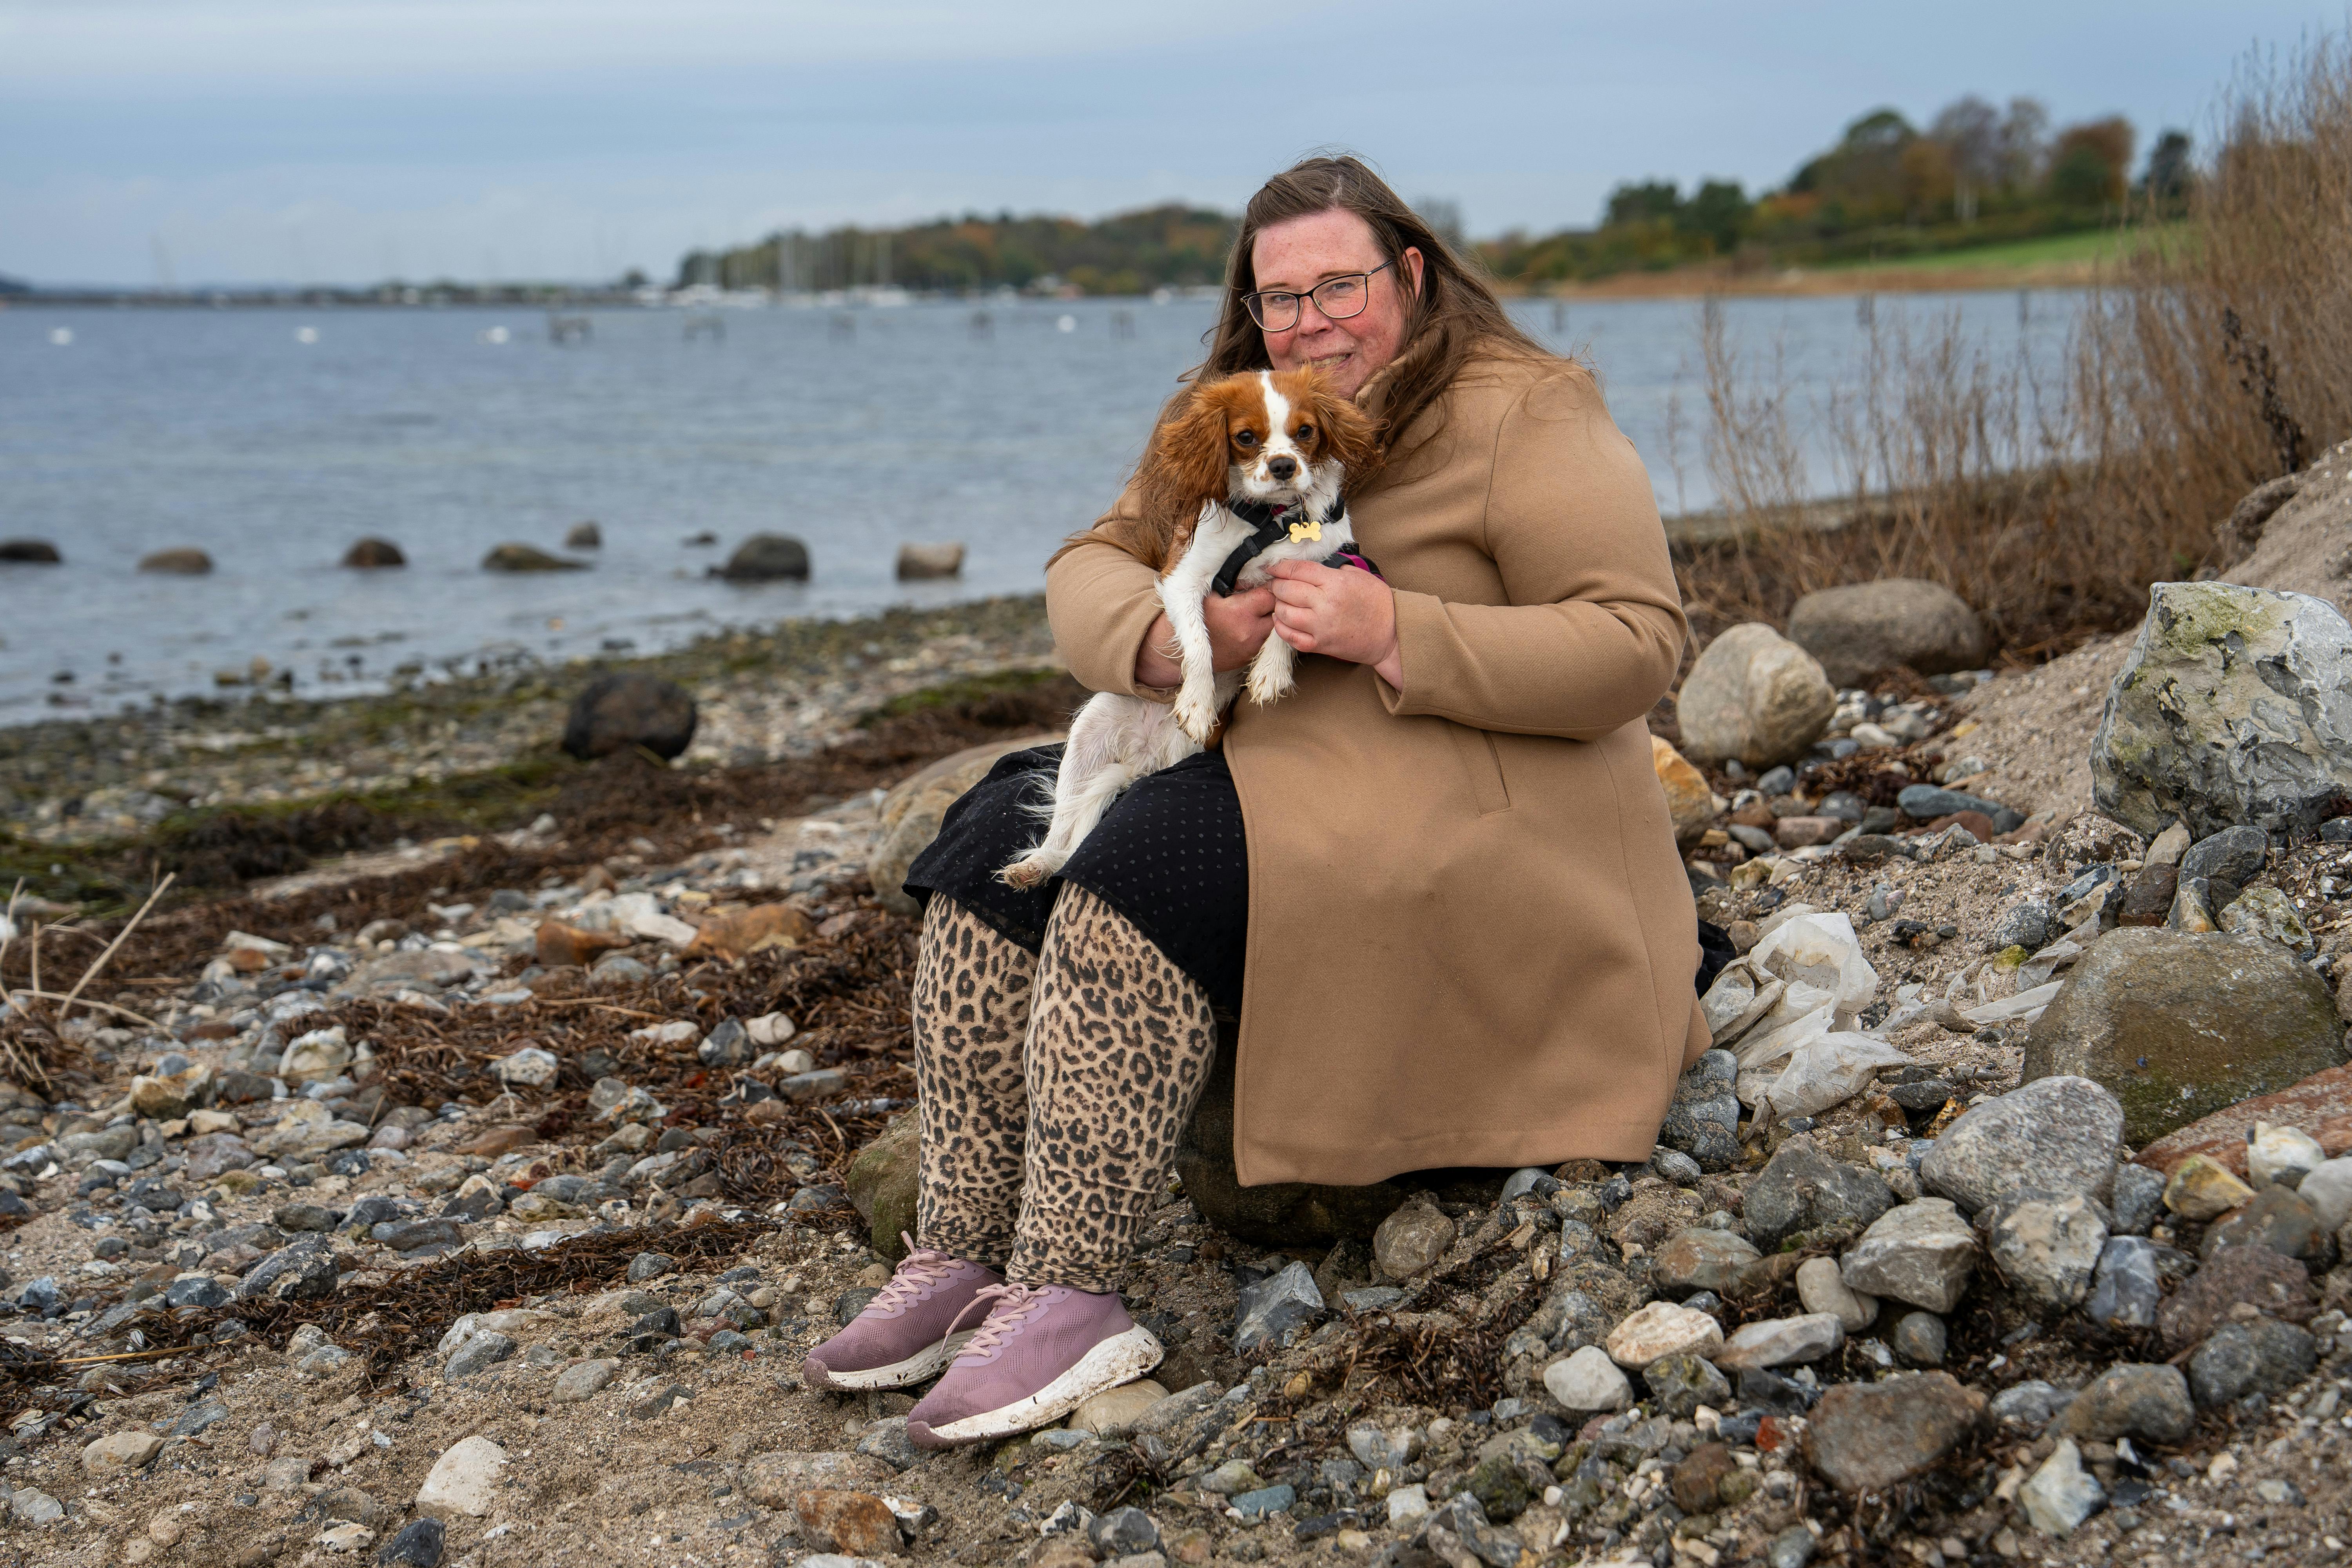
left=1133, top=586, right=1277, bottom=688
left=1266, top=561, right=1405, bottom=688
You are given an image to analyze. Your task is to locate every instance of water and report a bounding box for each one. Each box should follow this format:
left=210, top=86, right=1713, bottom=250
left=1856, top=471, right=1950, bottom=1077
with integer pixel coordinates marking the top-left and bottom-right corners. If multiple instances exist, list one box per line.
left=0, top=288, right=2083, bottom=724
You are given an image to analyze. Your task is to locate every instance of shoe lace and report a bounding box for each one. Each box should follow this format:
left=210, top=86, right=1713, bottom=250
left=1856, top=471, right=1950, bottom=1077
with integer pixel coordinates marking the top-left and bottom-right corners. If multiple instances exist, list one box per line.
left=867, top=1233, right=962, bottom=1314
left=946, top=1283, right=1050, bottom=1357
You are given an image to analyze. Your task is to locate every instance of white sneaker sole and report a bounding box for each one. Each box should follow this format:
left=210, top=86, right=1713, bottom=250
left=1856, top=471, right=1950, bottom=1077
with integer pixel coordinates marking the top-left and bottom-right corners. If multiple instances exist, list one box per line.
left=804, top=1329, right=977, bottom=1392
left=915, top=1326, right=1164, bottom=1445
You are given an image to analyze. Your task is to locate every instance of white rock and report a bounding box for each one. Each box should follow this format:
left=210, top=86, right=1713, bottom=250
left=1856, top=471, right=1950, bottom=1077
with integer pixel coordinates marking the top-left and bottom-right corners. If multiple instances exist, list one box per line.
left=415, top=1436, right=507, bottom=1519
left=747, top=1012, right=797, bottom=1046
left=2301, top=1157, right=2352, bottom=1232
left=627, top=1020, right=700, bottom=1045
left=492, top=1046, right=559, bottom=1087
left=279, top=1026, right=352, bottom=1086
left=1543, top=1345, right=1633, bottom=1411
left=1677, top=622, right=1837, bottom=770
left=1713, top=1313, right=1846, bottom=1370
left=2247, top=1121, right=2326, bottom=1188
left=1386, top=1485, right=1431, bottom=1526
left=316, top=1523, right=374, bottom=1552
left=2021, top=1437, right=2104, bottom=1536
left=1796, top=1255, right=1877, bottom=1331
left=82, top=1430, right=165, bottom=1477
left=1603, top=1301, right=1725, bottom=1369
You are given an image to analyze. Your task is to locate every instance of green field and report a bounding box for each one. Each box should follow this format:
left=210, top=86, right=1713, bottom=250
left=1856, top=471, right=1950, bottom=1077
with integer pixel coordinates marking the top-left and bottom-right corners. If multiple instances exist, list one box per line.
left=1825, top=225, right=2186, bottom=274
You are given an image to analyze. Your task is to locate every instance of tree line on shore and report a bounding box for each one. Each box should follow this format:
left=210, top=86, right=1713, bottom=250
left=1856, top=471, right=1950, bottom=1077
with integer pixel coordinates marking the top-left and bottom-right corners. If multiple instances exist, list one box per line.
left=679, top=93, right=2188, bottom=295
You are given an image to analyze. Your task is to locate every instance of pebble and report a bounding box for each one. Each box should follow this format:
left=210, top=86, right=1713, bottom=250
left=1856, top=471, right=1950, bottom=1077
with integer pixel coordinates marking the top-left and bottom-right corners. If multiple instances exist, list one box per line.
left=1989, top=1381, right=2072, bottom=1432
left=81, top=1429, right=165, bottom=1477
left=1371, top=1196, right=1455, bottom=1279
left=2188, top=1318, right=2317, bottom=1407
left=2108, top=1162, right=2165, bottom=1235
left=415, top=1436, right=506, bottom=1519
left=1716, top=1313, right=1845, bottom=1370
left=1767, top=1525, right=1817, bottom=1568
left=1987, top=1194, right=2108, bottom=1312
left=1090, top=1506, right=1161, bottom=1557
left=2163, top=1154, right=2255, bottom=1221
left=1070, top=1380, right=1170, bottom=1438
left=1386, top=1484, right=1431, bottom=1526
left=1839, top=1198, right=1978, bottom=1313
left=1891, top=1311, right=1946, bottom=1366
left=2202, top=1182, right=2326, bottom=1261
left=2083, top=1236, right=2167, bottom=1330
left=1603, top=1300, right=1725, bottom=1368
left=2304, top=1156, right=2352, bottom=1230
left=378, top=1519, right=446, bottom=1568
left=1651, top=1227, right=1759, bottom=1296
left=2159, top=1245, right=2313, bottom=1352
left=1918, top=1074, right=2123, bottom=1214
left=1795, top=1255, right=1877, bottom=1330
left=1541, top=1344, right=1633, bottom=1411
left=1804, top=1372, right=1984, bottom=1493
left=1642, top=1352, right=1732, bottom=1418
left=1744, top=1136, right=1894, bottom=1248
left=1231, top=1260, right=1323, bottom=1355
left=1345, top=1419, right=1423, bottom=1469
left=855, top=1416, right=920, bottom=1470
left=443, top=1331, right=515, bottom=1379
left=2021, top=1437, right=2105, bottom=1536
left=2058, top=1363, right=2195, bottom=1445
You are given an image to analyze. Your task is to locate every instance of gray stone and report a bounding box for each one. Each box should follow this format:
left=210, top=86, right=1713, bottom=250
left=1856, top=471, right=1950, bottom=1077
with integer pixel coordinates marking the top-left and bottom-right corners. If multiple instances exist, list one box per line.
left=239, top=1238, right=339, bottom=1302
left=626, top=1251, right=673, bottom=1283
left=1231, top=1261, right=1323, bottom=1355
left=1089, top=1507, right=1160, bottom=1557
left=2083, top=1237, right=2166, bottom=1331
left=1991, top=902, right=2055, bottom=953
left=2022, top=930, right=2347, bottom=1147
left=2109, top=1164, right=2165, bottom=1237
left=378, top=1519, right=446, bottom=1568
left=854, top=1416, right=920, bottom=1471
left=2021, top=1438, right=2104, bottom=1537
left=1344, top=1418, right=1423, bottom=1470
left=1641, top=1352, right=1731, bottom=1419
left=1840, top=1199, right=1978, bottom=1313
left=1648, top=1148, right=1704, bottom=1186
left=1897, top=785, right=2024, bottom=833
left=1795, top=1255, right=1877, bottom=1331
left=1714, top=1313, right=1844, bottom=1370
left=1920, top=1075, right=2123, bottom=1214
left=719, top=533, right=810, bottom=581
left=443, top=1332, right=515, bottom=1379
left=1989, top=1381, right=2072, bottom=1433
left=551, top=1358, right=619, bottom=1403
left=2058, top=1363, right=2195, bottom=1445
left=1892, top=1311, right=1946, bottom=1366
left=1676, top=622, right=1837, bottom=770
left=1745, top=1137, right=1895, bottom=1249
left=1987, top=1195, right=2108, bottom=1313
left=2203, top=1182, right=2328, bottom=1262
left=482, top=543, right=582, bottom=572
left=164, top=1273, right=231, bottom=1309
left=2092, top=581, right=2352, bottom=837
left=1768, top=1526, right=1816, bottom=1568
left=1651, top=1228, right=1759, bottom=1297
left=2180, top=825, right=2270, bottom=890
left=1541, top=1346, right=1632, bottom=1412
left=2219, top=884, right=2316, bottom=956
left=697, top=1019, right=752, bottom=1069
left=1786, top=578, right=1991, bottom=688
left=2188, top=1319, right=2317, bottom=1407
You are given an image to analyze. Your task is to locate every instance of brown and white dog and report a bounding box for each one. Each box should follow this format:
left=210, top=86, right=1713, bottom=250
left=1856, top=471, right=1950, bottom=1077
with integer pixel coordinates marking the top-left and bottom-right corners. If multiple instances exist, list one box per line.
left=1000, top=367, right=1377, bottom=889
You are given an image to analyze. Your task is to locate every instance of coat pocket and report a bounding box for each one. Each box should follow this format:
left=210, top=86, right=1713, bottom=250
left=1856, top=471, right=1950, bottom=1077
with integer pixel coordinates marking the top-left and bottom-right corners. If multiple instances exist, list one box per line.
left=1448, top=722, right=1511, bottom=816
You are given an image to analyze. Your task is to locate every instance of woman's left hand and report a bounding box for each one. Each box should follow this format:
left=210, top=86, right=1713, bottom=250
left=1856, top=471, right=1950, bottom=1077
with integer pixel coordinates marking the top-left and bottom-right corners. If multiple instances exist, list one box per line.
left=1265, top=560, right=1405, bottom=689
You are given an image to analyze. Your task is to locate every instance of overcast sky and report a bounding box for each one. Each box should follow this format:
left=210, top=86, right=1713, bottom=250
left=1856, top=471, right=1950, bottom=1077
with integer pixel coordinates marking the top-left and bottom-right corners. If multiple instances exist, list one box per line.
left=0, top=0, right=2337, bottom=287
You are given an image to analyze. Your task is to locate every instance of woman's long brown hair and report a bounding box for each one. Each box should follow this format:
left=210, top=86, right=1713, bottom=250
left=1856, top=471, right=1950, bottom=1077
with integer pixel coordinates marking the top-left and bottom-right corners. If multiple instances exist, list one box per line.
left=1194, top=153, right=1550, bottom=461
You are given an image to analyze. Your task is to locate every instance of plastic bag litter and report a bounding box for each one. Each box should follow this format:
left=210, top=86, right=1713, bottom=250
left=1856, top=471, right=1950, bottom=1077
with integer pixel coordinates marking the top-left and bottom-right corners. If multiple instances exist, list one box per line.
left=1956, top=980, right=2063, bottom=1027
left=1703, top=967, right=1787, bottom=1046
left=1730, top=980, right=1837, bottom=1069
left=1747, top=912, right=1878, bottom=1023
left=1738, top=1028, right=1914, bottom=1119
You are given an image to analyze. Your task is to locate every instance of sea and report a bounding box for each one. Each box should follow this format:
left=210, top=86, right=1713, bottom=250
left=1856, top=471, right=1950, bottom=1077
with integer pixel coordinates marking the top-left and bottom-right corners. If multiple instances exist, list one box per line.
left=0, top=287, right=2084, bottom=724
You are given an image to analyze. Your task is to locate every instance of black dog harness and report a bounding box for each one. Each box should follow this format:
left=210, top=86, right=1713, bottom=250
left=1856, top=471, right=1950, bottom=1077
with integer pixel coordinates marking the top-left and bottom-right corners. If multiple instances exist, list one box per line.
left=1209, top=491, right=1380, bottom=597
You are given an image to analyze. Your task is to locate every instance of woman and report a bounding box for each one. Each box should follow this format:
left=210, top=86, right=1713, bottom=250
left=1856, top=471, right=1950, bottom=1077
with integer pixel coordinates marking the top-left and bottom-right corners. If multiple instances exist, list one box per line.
left=804, top=156, right=1708, bottom=1448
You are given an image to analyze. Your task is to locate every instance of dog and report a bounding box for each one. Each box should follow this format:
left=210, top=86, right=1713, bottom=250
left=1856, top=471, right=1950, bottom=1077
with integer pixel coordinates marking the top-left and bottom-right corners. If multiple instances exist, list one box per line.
left=999, top=367, right=1379, bottom=889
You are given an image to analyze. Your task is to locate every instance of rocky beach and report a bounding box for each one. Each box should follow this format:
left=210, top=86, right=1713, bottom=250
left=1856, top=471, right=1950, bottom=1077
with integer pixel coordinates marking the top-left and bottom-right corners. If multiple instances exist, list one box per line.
left=6, top=452, right=2352, bottom=1568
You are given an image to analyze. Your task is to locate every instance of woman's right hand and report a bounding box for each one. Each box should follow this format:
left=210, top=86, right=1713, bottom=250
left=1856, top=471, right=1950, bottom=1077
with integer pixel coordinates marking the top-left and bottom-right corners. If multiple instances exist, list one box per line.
left=1134, top=586, right=1278, bottom=688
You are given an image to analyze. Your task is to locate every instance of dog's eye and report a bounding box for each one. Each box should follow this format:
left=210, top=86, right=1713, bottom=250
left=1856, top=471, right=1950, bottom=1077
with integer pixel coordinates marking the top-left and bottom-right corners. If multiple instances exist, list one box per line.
left=1233, top=430, right=1258, bottom=448
left=1295, top=423, right=1316, bottom=442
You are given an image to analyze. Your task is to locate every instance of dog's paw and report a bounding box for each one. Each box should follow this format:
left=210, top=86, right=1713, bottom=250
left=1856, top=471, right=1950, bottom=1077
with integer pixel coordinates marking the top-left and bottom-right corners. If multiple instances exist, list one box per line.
left=998, top=856, right=1051, bottom=890
left=1245, top=665, right=1293, bottom=707
left=1172, top=691, right=1219, bottom=744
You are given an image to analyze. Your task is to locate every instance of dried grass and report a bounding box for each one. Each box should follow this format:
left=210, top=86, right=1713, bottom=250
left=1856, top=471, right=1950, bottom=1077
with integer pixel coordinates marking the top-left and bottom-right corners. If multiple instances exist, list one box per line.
left=1677, top=35, right=2352, bottom=665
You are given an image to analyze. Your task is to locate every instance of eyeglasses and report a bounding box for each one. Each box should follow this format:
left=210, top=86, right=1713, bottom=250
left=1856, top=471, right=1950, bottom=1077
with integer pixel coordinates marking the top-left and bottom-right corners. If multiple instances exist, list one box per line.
left=1241, top=260, right=1395, bottom=332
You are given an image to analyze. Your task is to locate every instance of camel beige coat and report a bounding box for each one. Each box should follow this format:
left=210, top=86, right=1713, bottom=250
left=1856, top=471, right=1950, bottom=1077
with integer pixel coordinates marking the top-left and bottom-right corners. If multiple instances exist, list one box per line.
left=1045, top=345, right=1709, bottom=1187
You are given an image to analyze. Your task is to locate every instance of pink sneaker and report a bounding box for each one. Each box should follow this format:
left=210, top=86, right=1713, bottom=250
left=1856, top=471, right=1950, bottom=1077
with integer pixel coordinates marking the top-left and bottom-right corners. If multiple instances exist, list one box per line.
left=801, top=1237, right=1004, bottom=1392
left=904, top=1283, right=1163, bottom=1448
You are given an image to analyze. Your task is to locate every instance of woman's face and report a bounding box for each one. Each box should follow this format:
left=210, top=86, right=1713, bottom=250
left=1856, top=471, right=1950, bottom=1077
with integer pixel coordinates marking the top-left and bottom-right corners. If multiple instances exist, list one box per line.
left=1250, top=209, right=1424, bottom=400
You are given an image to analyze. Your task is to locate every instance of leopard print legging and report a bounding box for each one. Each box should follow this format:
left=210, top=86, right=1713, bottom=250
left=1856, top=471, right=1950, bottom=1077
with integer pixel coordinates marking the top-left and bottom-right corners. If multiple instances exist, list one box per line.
left=911, top=889, right=1217, bottom=1292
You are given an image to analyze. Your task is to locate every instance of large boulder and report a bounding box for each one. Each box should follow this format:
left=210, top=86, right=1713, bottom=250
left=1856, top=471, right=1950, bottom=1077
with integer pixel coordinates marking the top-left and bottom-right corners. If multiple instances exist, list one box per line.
left=896, top=542, right=965, bottom=579
left=2022, top=928, right=2347, bottom=1147
left=482, top=543, right=585, bottom=572
left=341, top=537, right=405, bottom=568
left=720, top=534, right=811, bottom=582
left=1675, top=623, right=1835, bottom=770
left=1785, top=579, right=1991, bottom=688
left=1918, top=1075, right=2123, bottom=1214
left=846, top=1113, right=920, bottom=1263
left=1174, top=1024, right=1408, bottom=1249
left=866, top=734, right=1063, bottom=918
left=2091, top=581, right=2352, bottom=837
left=138, top=547, right=212, bottom=574
left=0, top=539, right=62, bottom=564
left=562, top=673, right=698, bottom=762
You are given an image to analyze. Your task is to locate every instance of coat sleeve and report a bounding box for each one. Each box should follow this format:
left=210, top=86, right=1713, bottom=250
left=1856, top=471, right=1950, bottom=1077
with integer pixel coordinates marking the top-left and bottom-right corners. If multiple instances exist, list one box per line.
left=1377, top=367, right=1687, bottom=741
left=1044, top=478, right=1174, bottom=699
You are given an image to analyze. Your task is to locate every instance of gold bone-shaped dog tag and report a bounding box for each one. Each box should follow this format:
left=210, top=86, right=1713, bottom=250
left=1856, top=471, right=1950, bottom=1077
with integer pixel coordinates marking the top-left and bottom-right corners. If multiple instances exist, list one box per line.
left=1287, top=519, right=1323, bottom=544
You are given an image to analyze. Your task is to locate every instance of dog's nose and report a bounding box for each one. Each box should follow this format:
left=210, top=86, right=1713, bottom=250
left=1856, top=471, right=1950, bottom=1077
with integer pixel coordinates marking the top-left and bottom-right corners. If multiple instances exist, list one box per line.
left=1267, top=455, right=1297, bottom=481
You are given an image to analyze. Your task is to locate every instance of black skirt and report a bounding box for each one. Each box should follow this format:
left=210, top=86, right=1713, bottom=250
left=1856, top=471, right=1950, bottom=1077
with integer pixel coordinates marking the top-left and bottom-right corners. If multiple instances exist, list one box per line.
left=904, top=744, right=1250, bottom=1016
left=905, top=741, right=1733, bottom=1025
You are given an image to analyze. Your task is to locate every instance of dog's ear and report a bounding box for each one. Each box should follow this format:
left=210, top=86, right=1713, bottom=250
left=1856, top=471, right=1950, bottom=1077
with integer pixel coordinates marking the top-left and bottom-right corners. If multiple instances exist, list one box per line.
left=1138, top=380, right=1237, bottom=523
left=1300, top=374, right=1381, bottom=480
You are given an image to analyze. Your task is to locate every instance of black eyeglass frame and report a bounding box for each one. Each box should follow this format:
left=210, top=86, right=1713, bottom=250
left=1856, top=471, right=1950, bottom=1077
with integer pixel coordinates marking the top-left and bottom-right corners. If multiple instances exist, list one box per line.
left=1241, top=259, right=1397, bottom=332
